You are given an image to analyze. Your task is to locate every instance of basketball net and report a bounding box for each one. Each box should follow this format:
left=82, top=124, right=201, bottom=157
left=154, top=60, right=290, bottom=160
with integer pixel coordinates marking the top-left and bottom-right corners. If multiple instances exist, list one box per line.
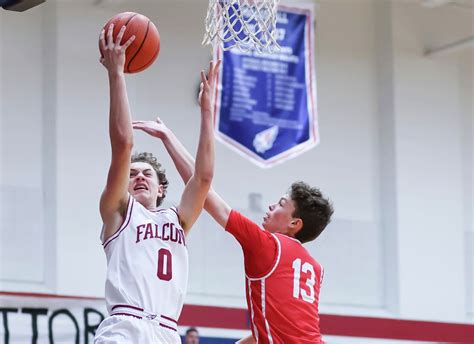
left=203, top=0, right=280, bottom=53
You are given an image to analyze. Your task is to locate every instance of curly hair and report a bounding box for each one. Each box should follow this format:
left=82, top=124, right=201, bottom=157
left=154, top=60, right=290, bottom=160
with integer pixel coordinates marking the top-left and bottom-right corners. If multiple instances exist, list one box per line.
left=131, top=152, right=169, bottom=207
left=290, top=181, right=334, bottom=243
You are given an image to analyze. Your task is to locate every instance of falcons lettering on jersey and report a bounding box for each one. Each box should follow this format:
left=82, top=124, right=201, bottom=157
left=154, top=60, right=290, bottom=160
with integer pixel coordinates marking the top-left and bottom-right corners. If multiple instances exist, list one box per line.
left=135, top=222, right=186, bottom=246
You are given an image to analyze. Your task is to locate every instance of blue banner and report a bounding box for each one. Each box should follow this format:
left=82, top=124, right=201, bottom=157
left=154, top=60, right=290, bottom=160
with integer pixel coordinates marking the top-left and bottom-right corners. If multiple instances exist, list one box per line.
left=214, top=6, right=318, bottom=168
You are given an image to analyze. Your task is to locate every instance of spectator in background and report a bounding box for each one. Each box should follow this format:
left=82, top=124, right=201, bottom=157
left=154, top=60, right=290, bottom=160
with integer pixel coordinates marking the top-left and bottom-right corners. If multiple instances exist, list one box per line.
left=184, top=327, right=199, bottom=344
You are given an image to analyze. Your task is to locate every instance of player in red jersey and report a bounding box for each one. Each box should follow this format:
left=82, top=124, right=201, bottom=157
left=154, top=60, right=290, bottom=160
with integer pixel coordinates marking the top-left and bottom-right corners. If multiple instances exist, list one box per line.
left=132, top=118, right=334, bottom=344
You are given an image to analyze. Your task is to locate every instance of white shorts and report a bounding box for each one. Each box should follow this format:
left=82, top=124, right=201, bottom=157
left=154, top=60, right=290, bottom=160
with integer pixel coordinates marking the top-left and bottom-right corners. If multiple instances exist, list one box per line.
left=94, top=315, right=181, bottom=344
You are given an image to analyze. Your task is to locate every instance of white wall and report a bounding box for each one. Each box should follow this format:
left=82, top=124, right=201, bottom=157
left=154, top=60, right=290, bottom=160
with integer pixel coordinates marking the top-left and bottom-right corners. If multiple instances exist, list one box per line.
left=0, top=5, right=55, bottom=292
left=0, top=6, right=3, bottom=285
left=392, top=1, right=472, bottom=322
left=0, top=0, right=472, bottom=324
left=459, top=48, right=473, bottom=319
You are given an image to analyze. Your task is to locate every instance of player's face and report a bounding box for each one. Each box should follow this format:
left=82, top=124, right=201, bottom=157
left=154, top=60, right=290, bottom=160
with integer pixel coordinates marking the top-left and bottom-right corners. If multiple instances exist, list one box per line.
left=129, top=162, right=163, bottom=208
left=262, top=194, right=297, bottom=233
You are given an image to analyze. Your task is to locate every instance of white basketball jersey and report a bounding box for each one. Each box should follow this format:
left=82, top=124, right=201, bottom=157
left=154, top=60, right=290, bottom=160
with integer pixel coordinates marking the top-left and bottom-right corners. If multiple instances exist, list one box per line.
left=102, top=195, right=188, bottom=324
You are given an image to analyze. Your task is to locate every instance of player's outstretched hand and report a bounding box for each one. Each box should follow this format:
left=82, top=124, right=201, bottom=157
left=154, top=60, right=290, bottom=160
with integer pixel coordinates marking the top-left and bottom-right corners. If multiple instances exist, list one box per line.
left=99, top=24, right=135, bottom=74
left=132, top=117, right=169, bottom=140
left=198, top=59, right=221, bottom=114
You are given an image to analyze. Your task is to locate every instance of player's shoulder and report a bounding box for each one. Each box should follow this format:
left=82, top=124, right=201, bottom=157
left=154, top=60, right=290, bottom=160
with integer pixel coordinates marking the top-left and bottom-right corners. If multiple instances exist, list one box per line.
left=230, top=209, right=261, bottom=226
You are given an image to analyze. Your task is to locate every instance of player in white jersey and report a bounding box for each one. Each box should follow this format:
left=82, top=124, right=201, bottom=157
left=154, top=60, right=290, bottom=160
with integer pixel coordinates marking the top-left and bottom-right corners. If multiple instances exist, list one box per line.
left=94, top=24, right=219, bottom=343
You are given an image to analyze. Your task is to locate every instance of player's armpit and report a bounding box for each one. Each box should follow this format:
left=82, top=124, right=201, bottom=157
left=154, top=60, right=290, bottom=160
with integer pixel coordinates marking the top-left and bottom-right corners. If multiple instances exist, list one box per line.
left=100, top=206, right=128, bottom=242
left=100, top=147, right=132, bottom=220
left=100, top=143, right=132, bottom=227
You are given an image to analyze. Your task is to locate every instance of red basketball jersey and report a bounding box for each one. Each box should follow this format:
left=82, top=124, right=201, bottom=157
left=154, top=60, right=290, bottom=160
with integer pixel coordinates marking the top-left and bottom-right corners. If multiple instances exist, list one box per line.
left=226, top=210, right=324, bottom=344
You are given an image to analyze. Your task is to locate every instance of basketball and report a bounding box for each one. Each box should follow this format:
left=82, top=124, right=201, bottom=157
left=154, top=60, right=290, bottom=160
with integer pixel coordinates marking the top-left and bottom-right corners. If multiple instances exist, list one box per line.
left=100, top=12, right=160, bottom=73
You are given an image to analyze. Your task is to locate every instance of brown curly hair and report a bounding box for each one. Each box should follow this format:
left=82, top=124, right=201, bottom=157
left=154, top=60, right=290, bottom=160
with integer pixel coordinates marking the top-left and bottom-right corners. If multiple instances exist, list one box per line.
left=131, top=152, right=169, bottom=207
left=290, top=181, right=334, bottom=243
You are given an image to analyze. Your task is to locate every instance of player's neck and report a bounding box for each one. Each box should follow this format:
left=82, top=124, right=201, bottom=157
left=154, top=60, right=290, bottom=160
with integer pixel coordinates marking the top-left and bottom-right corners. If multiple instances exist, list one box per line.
left=137, top=199, right=158, bottom=212
left=145, top=204, right=158, bottom=212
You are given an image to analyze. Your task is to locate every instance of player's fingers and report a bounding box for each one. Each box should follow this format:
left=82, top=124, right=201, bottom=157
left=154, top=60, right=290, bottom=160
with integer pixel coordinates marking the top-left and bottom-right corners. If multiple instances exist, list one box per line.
left=200, top=71, right=208, bottom=87
left=107, top=24, right=115, bottom=48
left=116, top=25, right=127, bottom=47
left=208, top=61, right=214, bottom=79
left=209, top=60, right=220, bottom=83
left=214, top=60, right=222, bottom=79
left=99, top=29, right=107, bottom=51
left=122, top=35, right=136, bottom=50
left=155, top=117, right=162, bottom=123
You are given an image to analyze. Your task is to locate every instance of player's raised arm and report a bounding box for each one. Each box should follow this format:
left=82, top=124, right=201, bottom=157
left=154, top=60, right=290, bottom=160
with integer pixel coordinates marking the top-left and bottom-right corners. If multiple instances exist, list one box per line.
left=99, top=24, right=136, bottom=236
left=132, top=61, right=231, bottom=230
left=174, top=61, right=218, bottom=233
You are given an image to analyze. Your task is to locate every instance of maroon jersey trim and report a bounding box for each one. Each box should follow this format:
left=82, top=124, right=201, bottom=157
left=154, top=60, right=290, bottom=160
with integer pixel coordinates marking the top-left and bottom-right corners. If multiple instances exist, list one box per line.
left=246, top=233, right=281, bottom=281
left=169, top=206, right=182, bottom=227
left=101, top=194, right=132, bottom=244
left=150, top=207, right=180, bottom=225
left=102, top=195, right=135, bottom=249
left=161, top=314, right=178, bottom=324
left=112, top=312, right=142, bottom=319
left=151, top=209, right=168, bottom=213
left=159, top=323, right=177, bottom=331
left=111, top=304, right=144, bottom=311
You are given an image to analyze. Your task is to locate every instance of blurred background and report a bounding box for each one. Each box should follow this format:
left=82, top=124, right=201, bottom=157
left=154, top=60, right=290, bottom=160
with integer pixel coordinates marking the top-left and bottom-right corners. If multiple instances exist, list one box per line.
left=0, top=0, right=472, bottom=342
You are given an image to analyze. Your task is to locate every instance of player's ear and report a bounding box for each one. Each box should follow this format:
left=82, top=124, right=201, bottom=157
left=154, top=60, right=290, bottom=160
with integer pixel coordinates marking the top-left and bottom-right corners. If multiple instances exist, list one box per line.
left=157, top=184, right=164, bottom=196
left=289, top=218, right=303, bottom=236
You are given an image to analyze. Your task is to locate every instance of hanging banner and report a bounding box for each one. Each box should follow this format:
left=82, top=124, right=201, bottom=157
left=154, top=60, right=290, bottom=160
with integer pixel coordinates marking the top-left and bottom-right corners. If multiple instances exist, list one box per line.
left=213, top=5, right=318, bottom=168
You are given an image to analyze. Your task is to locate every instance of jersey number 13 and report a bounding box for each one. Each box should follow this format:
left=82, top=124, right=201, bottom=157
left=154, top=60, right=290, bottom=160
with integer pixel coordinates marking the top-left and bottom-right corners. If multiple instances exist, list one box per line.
left=292, top=258, right=315, bottom=303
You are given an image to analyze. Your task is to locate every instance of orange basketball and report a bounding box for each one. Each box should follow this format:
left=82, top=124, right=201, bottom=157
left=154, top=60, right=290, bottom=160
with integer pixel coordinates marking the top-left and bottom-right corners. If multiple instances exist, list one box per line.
left=100, top=12, right=160, bottom=74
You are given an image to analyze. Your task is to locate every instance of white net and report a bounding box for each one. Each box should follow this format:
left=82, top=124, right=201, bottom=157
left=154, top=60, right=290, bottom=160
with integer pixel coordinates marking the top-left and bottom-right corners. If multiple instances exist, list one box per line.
left=203, top=0, right=280, bottom=53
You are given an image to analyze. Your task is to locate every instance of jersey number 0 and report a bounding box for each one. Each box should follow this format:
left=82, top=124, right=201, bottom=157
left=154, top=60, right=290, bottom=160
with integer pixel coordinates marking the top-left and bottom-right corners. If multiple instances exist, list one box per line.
left=157, top=248, right=172, bottom=281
